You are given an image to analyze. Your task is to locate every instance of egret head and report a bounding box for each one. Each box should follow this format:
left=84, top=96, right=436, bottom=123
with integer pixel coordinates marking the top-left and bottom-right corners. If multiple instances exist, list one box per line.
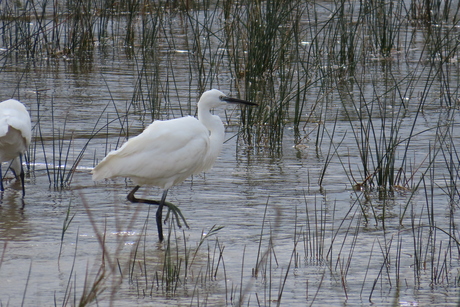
left=198, top=89, right=257, bottom=109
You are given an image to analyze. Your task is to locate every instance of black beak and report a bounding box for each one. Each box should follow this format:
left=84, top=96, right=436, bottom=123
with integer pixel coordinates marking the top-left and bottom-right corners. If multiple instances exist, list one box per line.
left=222, top=96, right=258, bottom=106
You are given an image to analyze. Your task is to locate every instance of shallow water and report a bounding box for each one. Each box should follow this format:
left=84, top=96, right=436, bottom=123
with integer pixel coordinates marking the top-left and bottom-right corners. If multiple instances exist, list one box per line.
left=1, top=2, right=460, bottom=306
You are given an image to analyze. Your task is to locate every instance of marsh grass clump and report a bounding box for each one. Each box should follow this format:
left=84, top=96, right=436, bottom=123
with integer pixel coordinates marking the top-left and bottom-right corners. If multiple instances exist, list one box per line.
left=409, top=0, right=460, bottom=23
left=223, top=0, right=307, bottom=148
left=337, top=69, right=411, bottom=191
left=363, top=0, right=404, bottom=58
left=126, top=220, right=227, bottom=301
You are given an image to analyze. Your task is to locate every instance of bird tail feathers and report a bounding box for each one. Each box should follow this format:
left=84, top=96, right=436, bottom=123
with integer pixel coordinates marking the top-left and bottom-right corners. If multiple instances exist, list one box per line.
left=92, top=158, right=114, bottom=181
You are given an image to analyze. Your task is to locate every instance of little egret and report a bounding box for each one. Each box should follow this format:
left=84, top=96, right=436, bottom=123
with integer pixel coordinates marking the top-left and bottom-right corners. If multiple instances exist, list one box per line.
left=0, top=99, right=32, bottom=197
left=92, top=89, right=257, bottom=242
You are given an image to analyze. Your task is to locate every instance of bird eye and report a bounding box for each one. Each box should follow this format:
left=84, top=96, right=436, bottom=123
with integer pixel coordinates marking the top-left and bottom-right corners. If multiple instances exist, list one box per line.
left=219, top=95, right=224, bottom=100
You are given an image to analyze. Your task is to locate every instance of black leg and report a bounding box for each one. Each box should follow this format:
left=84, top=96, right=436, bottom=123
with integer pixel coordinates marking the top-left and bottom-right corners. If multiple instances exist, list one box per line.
left=0, top=164, right=3, bottom=192
left=127, top=185, right=161, bottom=205
left=19, top=155, right=25, bottom=198
left=127, top=185, right=142, bottom=203
left=127, top=186, right=185, bottom=242
left=155, top=190, right=168, bottom=242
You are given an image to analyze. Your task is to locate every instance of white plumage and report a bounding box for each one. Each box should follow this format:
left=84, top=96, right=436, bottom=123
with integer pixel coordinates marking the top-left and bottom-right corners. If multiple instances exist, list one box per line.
left=92, top=89, right=256, bottom=241
left=0, top=99, right=32, bottom=197
left=92, top=116, right=215, bottom=189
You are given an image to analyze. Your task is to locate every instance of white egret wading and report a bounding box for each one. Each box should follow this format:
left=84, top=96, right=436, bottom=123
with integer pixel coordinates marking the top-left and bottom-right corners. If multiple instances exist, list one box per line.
left=0, top=99, right=31, bottom=197
left=92, top=89, right=257, bottom=242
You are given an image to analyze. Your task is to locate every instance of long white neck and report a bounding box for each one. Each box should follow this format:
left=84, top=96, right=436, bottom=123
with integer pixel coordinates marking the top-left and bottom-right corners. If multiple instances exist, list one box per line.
left=198, top=106, right=225, bottom=169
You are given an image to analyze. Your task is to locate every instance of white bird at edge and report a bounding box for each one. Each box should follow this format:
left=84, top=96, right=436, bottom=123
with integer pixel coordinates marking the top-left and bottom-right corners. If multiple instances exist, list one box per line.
left=0, top=99, right=32, bottom=198
left=92, top=89, right=257, bottom=242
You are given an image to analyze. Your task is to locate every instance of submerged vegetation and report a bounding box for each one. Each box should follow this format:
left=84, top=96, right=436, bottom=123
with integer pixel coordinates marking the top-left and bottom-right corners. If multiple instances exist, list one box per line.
left=1, top=0, right=460, bottom=305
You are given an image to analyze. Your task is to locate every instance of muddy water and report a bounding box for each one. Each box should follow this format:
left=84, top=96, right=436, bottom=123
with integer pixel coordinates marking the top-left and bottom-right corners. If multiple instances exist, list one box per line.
left=1, top=10, right=460, bottom=307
